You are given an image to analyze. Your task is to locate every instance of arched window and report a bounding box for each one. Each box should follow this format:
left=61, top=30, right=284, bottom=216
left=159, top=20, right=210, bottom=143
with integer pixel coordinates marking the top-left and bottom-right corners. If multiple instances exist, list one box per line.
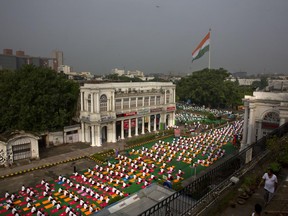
left=262, top=112, right=280, bottom=124
left=100, top=94, right=108, bottom=112
left=166, top=90, right=170, bottom=104
left=87, top=94, right=92, bottom=112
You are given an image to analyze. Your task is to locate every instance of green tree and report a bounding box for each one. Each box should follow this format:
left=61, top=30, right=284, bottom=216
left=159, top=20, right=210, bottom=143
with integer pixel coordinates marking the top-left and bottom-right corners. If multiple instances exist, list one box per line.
left=251, top=77, right=268, bottom=90
left=176, top=68, right=253, bottom=109
left=0, top=65, right=79, bottom=133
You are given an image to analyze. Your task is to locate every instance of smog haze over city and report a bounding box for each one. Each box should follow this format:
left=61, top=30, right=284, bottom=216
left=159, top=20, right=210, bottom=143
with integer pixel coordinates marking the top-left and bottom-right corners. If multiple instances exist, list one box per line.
left=1, top=0, right=288, bottom=75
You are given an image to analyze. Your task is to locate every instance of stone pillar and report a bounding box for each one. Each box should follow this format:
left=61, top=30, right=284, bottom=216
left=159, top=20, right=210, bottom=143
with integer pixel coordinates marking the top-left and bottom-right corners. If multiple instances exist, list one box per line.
left=121, top=120, right=124, bottom=139
left=142, top=117, right=145, bottom=134
left=111, top=122, right=116, bottom=143
left=256, top=121, right=262, bottom=141
left=153, top=115, right=157, bottom=131
left=96, top=93, right=99, bottom=113
left=111, top=92, right=115, bottom=111
left=135, top=118, right=139, bottom=136
left=247, top=105, right=255, bottom=145
left=164, top=90, right=167, bottom=104
left=91, top=125, right=95, bottom=146
left=280, top=118, right=286, bottom=126
left=240, top=101, right=249, bottom=150
left=245, top=105, right=256, bottom=163
left=148, top=116, right=151, bottom=132
left=96, top=125, right=101, bottom=147
left=81, top=122, right=85, bottom=142
left=91, top=93, right=94, bottom=113
left=80, top=91, right=84, bottom=111
left=128, top=119, right=132, bottom=138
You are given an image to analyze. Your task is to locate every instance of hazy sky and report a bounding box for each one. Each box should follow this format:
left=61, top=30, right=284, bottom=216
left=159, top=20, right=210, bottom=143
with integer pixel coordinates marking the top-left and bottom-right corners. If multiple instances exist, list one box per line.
left=1, top=0, right=287, bottom=75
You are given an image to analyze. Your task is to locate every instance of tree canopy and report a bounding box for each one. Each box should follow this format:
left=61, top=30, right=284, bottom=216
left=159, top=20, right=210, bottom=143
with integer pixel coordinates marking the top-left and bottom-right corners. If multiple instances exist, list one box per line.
left=176, top=68, right=253, bottom=109
left=0, top=65, right=79, bottom=133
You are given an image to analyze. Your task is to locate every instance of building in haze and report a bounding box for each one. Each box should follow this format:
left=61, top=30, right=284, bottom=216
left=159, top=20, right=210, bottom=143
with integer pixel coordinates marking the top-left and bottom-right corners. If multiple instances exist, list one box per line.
left=52, top=50, right=64, bottom=66
left=79, top=82, right=176, bottom=147
left=0, top=49, right=59, bottom=71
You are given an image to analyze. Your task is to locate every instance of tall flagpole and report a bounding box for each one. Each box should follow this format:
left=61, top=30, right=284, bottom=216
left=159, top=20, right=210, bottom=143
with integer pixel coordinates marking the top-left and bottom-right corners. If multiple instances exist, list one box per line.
left=208, top=28, right=211, bottom=70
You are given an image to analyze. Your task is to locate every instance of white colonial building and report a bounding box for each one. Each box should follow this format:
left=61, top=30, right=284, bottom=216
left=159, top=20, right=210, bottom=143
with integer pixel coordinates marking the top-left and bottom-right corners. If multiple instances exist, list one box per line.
left=241, top=91, right=288, bottom=150
left=80, top=82, right=176, bottom=147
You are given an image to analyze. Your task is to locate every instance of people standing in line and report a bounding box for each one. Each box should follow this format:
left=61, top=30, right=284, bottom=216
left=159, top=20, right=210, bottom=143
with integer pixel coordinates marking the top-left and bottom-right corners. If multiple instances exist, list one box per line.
left=258, top=168, right=278, bottom=205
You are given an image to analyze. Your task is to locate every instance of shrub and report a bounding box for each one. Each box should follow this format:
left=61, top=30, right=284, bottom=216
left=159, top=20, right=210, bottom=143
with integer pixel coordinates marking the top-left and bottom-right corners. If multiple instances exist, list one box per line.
left=278, top=154, right=288, bottom=167
left=91, top=149, right=115, bottom=162
left=269, top=162, right=281, bottom=175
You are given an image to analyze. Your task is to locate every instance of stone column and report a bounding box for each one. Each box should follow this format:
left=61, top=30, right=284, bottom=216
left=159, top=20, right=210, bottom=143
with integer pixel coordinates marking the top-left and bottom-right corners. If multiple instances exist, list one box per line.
left=240, top=101, right=249, bottom=150
left=256, top=121, right=262, bottom=141
left=81, top=122, right=85, bottom=142
left=112, top=122, right=116, bottom=143
left=80, top=91, right=84, bottom=111
left=280, top=118, right=286, bottom=126
left=142, top=117, right=145, bottom=134
left=246, top=104, right=256, bottom=163
left=96, top=93, right=99, bottom=113
left=135, top=118, right=139, bottom=136
left=91, top=125, right=95, bottom=146
left=153, top=115, right=157, bottom=131
left=121, top=120, right=124, bottom=139
left=91, top=93, right=94, bottom=113
left=96, top=125, right=101, bottom=147
left=148, top=116, right=151, bottom=132
left=247, top=105, right=256, bottom=145
left=128, top=119, right=132, bottom=138
left=164, top=90, right=167, bottom=104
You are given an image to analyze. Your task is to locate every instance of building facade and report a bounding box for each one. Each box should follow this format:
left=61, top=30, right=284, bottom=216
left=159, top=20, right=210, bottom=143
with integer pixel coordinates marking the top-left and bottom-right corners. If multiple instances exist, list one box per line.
left=0, top=131, right=39, bottom=167
left=241, top=91, right=288, bottom=150
left=80, top=82, right=176, bottom=147
left=0, top=49, right=59, bottom=71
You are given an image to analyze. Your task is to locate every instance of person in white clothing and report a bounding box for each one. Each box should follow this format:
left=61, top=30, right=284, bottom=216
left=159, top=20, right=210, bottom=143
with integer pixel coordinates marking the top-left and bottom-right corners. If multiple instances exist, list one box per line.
left=259, top=168, right=278, bottom=205
left=65, top=205, right=71, bottom=213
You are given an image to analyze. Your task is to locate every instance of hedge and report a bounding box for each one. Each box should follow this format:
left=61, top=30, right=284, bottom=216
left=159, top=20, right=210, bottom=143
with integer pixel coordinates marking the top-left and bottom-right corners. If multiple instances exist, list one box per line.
left=125, top=129, right=174, bottom=147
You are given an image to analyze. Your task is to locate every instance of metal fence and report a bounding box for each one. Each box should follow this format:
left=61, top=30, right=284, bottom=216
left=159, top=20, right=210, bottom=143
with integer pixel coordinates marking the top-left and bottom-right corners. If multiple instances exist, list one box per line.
left=138, top=122, right=288, bottom=216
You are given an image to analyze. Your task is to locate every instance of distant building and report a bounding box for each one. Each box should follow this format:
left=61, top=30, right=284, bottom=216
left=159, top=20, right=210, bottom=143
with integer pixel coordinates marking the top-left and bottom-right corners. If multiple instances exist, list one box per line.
left=112, top=68, right=125, bottom=76
left=229, top=77, right=260, bottom=86
left=232, top=71, right=247, bottom=78
left=52, top=50, right=64, bottom=66
left=58, top=65, right=71, bottom=74
left=0, top=48, right=59, bottom=71
left=112, top=68, right=145, bottom=78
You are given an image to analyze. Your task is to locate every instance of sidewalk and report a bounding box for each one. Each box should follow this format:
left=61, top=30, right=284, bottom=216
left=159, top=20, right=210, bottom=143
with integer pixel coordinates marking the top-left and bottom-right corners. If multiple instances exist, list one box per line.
left=221, top=168, right=288, bottom=216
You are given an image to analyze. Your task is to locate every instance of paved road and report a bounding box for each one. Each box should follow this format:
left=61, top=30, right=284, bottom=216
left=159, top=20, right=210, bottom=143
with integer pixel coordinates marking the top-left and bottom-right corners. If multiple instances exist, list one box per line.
left=0, top=141, right=124, bottom=195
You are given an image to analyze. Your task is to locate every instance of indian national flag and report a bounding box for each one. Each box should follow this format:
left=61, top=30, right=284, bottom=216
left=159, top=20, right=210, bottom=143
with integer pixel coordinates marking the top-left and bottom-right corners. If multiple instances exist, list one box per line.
left=192, top=32, right=210, bottom=61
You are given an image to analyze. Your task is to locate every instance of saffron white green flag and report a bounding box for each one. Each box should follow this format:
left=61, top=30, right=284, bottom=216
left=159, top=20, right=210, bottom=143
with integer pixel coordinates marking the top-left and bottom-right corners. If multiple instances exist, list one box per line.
left=192, top=32, right=210, bottom=62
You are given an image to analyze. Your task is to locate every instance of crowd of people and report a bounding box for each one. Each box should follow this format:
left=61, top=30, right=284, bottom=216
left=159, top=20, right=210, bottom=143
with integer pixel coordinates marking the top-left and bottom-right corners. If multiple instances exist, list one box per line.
left=1, top=120, right=243, bottom=216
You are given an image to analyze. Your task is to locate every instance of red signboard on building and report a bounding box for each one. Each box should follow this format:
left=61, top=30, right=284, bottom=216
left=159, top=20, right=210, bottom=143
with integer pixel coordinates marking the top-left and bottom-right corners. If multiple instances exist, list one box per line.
left=124, top=119, right=136, bottom=129
left=150, top=108, right=163, bottom=113
left=167, top=106, right=176, bottom=111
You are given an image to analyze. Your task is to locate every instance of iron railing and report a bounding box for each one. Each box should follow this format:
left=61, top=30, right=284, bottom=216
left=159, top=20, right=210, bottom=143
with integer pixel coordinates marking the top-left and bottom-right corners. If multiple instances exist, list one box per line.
left=138, top=122, right=288, bottom=216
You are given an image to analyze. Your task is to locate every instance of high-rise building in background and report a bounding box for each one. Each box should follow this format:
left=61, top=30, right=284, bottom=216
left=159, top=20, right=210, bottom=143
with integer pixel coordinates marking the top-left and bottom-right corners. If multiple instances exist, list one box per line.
left=0, top=48, right=62, bottom=71
left=52, top=50, right=64, bottom=66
